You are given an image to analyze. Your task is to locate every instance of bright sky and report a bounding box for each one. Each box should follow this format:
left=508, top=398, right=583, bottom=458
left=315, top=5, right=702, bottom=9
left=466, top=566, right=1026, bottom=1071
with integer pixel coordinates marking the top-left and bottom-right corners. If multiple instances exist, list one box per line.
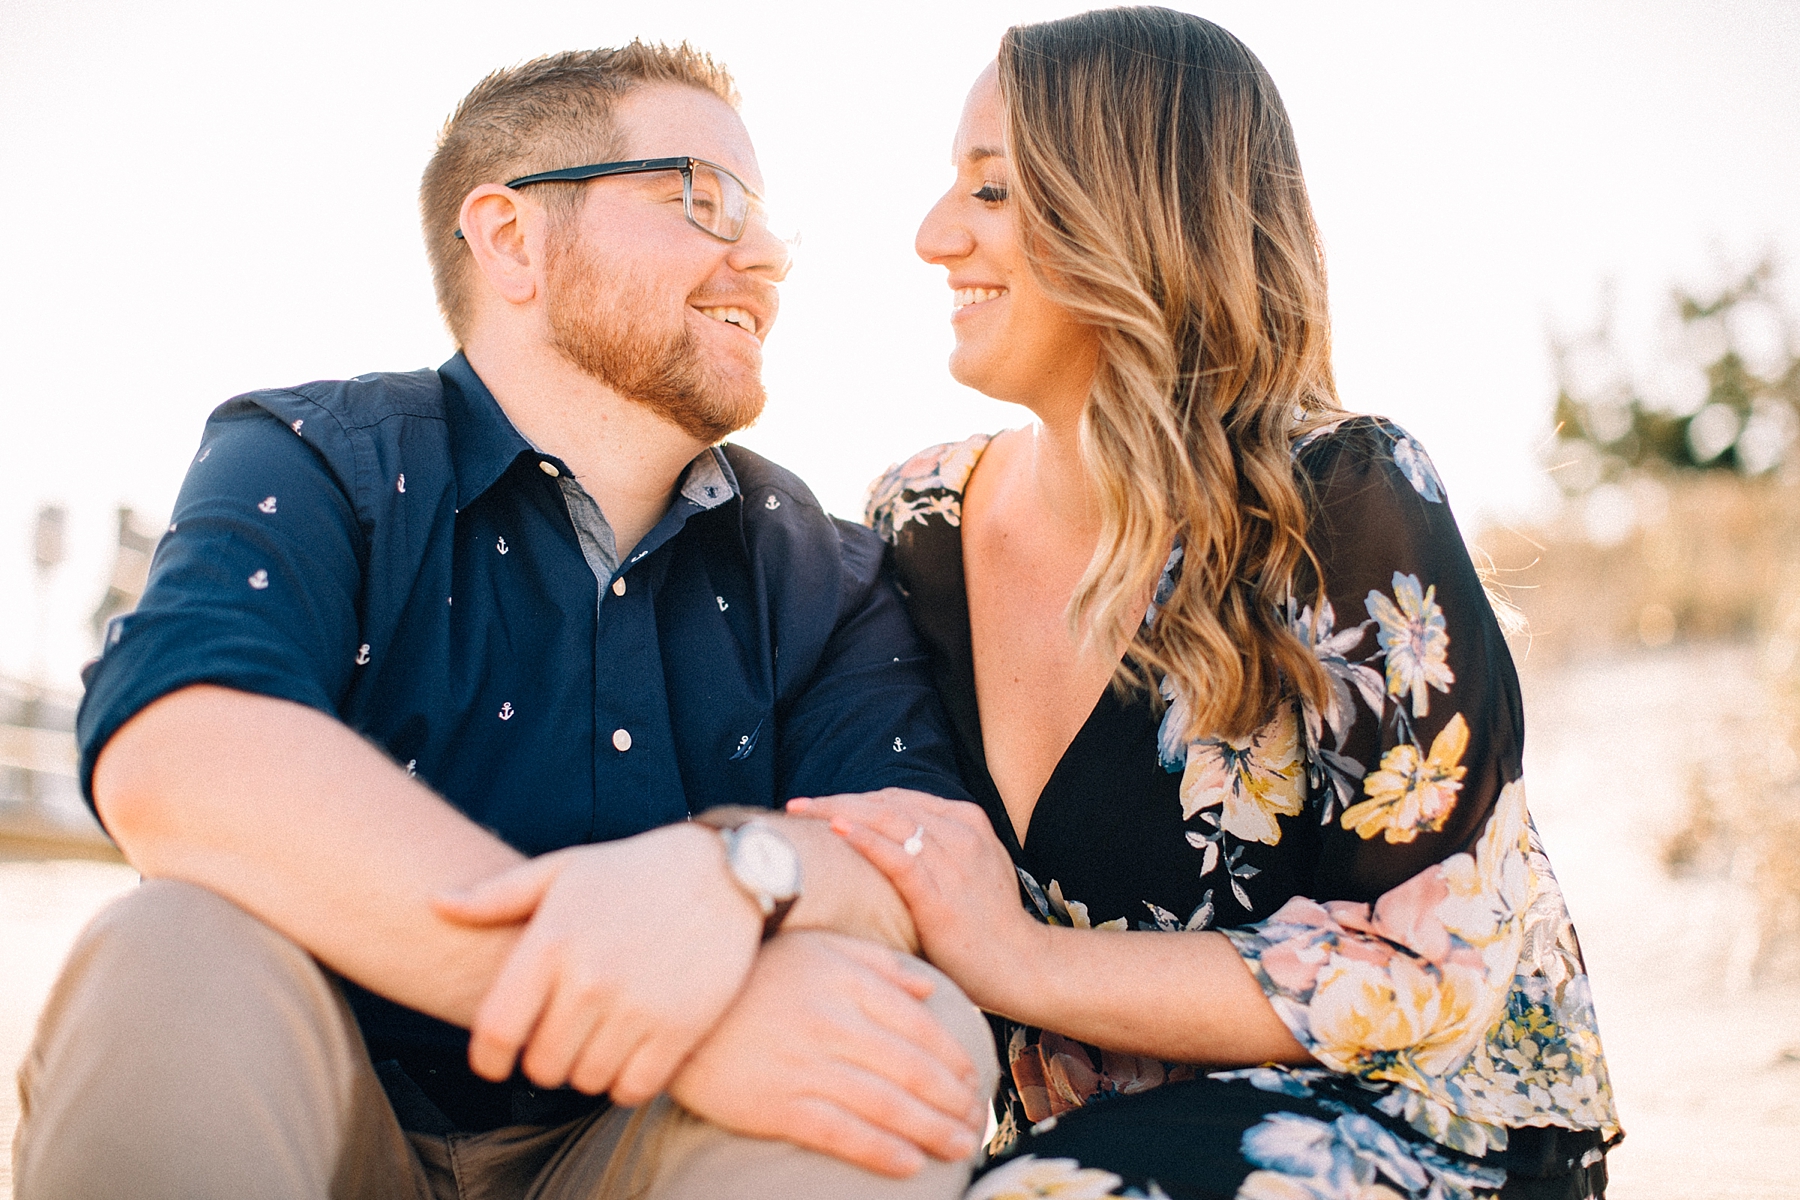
left=1, top=0, right=1797, bottom=690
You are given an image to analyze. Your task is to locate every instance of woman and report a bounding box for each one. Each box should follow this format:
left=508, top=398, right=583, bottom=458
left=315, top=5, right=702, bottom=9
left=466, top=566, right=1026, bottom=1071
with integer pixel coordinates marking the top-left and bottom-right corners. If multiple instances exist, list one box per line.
left=790, top=9, right=1620, bottom=1200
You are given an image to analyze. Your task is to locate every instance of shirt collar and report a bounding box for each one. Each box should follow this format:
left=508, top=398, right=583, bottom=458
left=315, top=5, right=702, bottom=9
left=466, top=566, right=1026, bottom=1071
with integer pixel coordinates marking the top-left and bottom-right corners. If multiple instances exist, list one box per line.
left=678, top=446, right=738, bottom=511
left=440, top=352, right=743, bottom=516
left=441, top=353, right=536, bottom=512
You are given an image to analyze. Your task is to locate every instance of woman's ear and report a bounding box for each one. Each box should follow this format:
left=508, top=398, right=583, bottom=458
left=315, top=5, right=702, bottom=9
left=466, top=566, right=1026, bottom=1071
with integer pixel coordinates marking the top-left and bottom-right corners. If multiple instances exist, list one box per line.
left=457, top=185, right=539, bottom=306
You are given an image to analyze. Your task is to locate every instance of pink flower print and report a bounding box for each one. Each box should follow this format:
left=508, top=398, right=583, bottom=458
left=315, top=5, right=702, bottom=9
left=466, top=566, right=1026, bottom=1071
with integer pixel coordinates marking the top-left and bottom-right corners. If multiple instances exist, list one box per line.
left=1373, top=866, right=1454, bottom=964
left=1263, top=936, right=1332, bottom=994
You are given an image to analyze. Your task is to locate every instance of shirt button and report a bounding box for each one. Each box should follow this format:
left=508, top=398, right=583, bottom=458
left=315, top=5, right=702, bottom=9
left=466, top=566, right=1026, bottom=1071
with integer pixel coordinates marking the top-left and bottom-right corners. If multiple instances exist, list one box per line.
left=612, top=728, right=632, bottom=752
left=611, top=577, right=627, bottom=596
left=539, top=460, right=560, bottom=477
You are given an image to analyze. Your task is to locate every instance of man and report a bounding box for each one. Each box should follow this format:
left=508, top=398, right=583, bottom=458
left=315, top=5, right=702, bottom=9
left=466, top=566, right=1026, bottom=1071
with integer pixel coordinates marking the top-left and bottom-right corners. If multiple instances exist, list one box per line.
left=14, top=42, right=996, bottom=1200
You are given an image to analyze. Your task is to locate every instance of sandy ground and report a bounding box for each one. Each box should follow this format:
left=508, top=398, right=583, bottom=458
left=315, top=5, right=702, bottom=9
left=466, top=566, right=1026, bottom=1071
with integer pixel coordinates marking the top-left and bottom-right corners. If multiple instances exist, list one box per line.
left=1520, top=643, right=1800, bottom=1199
left=2, top=643, right=1798, bottom=1198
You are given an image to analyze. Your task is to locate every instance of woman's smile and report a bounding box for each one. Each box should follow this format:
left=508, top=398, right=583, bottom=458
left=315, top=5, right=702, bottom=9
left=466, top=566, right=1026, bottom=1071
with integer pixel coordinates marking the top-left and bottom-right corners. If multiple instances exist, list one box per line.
left=952, top=286, right=1008, bottom=318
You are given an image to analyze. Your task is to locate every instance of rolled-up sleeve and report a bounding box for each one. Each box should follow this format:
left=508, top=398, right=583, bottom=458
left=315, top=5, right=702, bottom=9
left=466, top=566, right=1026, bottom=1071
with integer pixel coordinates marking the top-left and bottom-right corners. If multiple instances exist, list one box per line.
left=76, top=398, right=366, bottom=807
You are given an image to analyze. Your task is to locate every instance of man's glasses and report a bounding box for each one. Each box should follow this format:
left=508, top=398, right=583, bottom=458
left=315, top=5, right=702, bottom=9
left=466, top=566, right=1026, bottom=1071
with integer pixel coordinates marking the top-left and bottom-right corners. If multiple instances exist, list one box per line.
left=453, top=156, right=783, bottom=246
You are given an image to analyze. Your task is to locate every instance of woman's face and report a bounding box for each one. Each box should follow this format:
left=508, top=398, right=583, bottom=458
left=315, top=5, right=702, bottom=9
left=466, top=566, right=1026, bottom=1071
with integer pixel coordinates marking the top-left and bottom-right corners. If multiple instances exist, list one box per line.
left=916, top=64, right=1098, bottom=420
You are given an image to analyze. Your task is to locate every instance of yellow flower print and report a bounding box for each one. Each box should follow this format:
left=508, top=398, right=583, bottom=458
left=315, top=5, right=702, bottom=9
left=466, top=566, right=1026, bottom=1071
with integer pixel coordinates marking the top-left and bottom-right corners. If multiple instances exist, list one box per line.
left=965, top=1155, right=1127, bottom=1200
left=1365, top=571, right=1454, bottom=717
left=1306, top=953, right=1492, bottom=1080
left=1341, top=714, right=1470, bottom=844
left=1048, top=879, right=1129, bottom=931
left=1436, top=780, right=1530, bottom=953
left=1180, top=704, right=1306, bottom=845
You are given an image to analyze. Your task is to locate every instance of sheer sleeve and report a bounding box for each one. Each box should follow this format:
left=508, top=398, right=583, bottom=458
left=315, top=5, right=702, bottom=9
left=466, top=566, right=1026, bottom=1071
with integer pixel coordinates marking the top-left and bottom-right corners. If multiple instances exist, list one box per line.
left=1286, top=417, right=1524, bottom=900
left=1217, top=419, right=1614, bottom=1155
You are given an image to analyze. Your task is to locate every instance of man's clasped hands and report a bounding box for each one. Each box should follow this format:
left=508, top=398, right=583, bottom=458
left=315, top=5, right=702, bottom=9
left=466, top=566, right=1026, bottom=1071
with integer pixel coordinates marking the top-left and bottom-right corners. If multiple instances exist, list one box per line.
left=429, top=796, right=989, bottom=1179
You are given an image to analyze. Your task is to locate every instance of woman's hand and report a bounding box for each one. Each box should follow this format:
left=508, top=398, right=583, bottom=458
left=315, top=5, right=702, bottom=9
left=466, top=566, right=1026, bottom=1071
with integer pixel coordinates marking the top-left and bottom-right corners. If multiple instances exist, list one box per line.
left=787, top=789, right=1044, bottom=1012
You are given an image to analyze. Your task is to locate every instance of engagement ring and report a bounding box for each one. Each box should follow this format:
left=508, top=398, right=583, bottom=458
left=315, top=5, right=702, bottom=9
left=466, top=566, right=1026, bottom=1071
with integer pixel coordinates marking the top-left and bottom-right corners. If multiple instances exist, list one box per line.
left=902, top=824, right=926, bottom=856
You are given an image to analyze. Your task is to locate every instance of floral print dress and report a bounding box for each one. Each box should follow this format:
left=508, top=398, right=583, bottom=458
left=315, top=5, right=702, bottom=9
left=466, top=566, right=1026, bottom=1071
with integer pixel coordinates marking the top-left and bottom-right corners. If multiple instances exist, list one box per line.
left=864, top=418, right=1621, bottom=1200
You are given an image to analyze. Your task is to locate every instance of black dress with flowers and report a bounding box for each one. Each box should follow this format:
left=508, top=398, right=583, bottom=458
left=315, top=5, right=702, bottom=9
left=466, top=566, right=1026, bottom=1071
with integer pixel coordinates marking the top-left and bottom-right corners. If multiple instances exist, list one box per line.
left=864, top=418, right=1621, bottom=1200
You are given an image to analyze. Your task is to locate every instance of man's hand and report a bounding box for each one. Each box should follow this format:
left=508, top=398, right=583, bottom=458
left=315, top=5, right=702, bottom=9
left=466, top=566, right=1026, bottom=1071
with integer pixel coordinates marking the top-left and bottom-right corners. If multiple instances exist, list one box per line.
left=433, top=822, right=762, bottom=1104
left=669, top=930, right=988, bottom=1179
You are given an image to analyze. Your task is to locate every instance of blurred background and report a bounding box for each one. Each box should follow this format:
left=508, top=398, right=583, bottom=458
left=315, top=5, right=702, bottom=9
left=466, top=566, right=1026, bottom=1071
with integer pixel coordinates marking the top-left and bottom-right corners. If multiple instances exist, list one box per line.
left=1, top=1, right=1797, bottom=1196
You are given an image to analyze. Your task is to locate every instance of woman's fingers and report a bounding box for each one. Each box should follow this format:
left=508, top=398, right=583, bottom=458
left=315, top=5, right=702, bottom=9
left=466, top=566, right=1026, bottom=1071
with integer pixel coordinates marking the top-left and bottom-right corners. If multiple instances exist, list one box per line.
left=433, top=853, right=561, bottom=927
left=788, top=793, right=904, bottom=830
left=829, top=818, right=933, bottom=896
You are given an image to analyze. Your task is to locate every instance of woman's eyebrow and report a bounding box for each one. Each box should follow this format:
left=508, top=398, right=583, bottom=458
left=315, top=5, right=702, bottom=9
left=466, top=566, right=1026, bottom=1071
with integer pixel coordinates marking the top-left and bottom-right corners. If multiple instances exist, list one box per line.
left=963, top=146, right=1007, bottom=166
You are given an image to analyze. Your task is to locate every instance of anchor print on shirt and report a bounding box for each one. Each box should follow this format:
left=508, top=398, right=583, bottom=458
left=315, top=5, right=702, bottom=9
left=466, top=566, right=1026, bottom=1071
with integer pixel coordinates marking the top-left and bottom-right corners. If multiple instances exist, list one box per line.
left=892, top=737, right=906, bottom=753
left=355, top=644, right=370, bottom=666
left=258, top=496, right=277, bottom=514
left=764, top=494, right=781, bottom=510
left=195, top=446, right=211, bottom=464
left=248, top=569, right=270, bottom=590
left=716, top=596, right=729, bottom=611
left=729, top=719, right=764, bottom=762
left=396, top=473, right=406, bottom=494
left=496, top=536, right=509, bottom=555
left=498, top=702, right=515, bottom=721
left=291, top=420, right=304, bottom=436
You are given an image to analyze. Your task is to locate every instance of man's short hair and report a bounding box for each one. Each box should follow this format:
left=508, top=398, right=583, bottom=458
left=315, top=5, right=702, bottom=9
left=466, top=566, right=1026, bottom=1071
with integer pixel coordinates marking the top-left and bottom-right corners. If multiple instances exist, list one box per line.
left=421, top=42, right=739, bottom=344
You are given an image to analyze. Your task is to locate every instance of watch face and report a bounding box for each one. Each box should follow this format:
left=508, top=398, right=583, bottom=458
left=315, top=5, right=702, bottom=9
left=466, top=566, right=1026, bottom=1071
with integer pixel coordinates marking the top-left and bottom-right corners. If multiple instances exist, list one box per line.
left=735, top=823, right=801, bottom=899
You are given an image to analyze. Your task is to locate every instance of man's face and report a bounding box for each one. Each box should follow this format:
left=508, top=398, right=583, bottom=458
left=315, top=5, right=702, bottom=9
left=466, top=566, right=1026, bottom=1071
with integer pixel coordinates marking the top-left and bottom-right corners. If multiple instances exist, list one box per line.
left=542, top=83, right=786, bottom=443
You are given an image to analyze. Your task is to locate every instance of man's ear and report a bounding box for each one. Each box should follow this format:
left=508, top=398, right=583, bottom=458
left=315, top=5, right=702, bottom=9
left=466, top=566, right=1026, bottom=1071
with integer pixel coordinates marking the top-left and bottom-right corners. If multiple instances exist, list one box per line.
left=459, top=185, right=539, bottom=306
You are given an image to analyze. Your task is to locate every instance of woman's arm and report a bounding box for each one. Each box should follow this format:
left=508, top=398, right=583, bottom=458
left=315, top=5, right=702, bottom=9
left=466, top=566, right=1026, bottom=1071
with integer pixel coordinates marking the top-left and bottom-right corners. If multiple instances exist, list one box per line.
left=806, top=420, right=1533, bottom=1082
left=790, top=788, right=1310, bottom=1066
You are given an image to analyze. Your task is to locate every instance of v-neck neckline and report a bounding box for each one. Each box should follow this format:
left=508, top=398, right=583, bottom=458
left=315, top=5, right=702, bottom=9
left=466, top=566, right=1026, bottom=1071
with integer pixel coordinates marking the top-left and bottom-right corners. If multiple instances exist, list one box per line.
left=932, top=437, right=1129, bottom=859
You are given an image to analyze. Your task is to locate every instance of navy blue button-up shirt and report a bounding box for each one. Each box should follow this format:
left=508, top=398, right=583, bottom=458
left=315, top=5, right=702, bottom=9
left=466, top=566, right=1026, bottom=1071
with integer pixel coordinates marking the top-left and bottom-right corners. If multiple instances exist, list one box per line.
left=77, top=353, right=968, bottom=1072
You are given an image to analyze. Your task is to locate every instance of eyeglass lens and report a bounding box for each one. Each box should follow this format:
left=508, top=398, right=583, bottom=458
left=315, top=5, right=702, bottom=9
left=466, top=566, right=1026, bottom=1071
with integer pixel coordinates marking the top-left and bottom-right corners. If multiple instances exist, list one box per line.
left=686, top=162, right=750, bottom=242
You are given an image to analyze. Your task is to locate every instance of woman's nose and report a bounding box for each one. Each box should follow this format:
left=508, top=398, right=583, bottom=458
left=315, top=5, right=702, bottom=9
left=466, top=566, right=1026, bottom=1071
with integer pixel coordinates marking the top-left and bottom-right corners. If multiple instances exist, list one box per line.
left=915, top=191, right=973, bottom=264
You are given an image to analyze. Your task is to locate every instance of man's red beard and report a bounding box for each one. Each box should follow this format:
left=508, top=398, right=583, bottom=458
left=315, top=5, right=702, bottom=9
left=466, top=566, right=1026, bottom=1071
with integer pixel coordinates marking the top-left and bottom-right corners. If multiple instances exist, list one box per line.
left=543, top=234, right=767, bottom=444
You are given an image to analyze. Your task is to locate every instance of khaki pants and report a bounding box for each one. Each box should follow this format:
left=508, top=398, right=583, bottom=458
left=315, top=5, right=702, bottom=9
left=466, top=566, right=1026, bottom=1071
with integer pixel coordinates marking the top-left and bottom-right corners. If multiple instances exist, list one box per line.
left=13, top=880, right=998, bottom=1199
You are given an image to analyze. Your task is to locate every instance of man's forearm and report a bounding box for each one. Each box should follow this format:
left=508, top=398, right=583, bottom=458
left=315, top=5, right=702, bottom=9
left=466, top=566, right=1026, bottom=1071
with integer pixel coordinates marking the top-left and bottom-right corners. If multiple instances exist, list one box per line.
left=95, top=685, right=527, bottom=1028
left=696, top=806, right=920, bottom=953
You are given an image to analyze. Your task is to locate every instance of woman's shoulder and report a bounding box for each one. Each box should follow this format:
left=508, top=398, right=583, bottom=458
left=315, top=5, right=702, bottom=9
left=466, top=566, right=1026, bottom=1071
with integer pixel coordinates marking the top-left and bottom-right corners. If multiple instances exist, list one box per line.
left=863, top=432, right=995, bottom=543
left=1292, top=412, right=1448, bottom=508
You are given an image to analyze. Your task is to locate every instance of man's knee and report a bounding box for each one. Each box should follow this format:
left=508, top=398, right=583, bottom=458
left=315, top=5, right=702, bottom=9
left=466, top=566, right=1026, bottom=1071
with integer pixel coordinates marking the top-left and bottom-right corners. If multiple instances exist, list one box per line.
left=30, top=878, right=336, bottom=1056
left=14, top=880, right=378, bottom=1199
left=66, top=877, right=305, bottom=977
left=549, top=958, right=1001, bottom=1200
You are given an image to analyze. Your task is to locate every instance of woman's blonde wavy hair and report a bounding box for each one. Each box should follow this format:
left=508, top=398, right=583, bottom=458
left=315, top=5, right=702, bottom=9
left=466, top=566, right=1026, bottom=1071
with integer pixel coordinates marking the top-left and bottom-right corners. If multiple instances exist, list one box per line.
left=999, top=6, right=1341, bottom=741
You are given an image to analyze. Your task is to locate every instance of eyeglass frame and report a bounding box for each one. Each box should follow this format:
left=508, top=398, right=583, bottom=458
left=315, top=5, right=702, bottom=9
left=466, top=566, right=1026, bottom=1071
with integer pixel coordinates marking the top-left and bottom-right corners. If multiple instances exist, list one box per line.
left=451, top=156, right=770, bottom=243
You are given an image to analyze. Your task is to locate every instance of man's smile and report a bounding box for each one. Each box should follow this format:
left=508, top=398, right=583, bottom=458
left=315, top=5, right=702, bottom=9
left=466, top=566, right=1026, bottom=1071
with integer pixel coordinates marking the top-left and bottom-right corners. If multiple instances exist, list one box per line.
left=696, top=305, right=759, bottom=336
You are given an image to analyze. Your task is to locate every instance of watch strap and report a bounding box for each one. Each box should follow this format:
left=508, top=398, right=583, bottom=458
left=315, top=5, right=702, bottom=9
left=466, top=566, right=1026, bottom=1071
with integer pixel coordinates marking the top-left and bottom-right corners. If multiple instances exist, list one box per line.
left=760, top=893, right=797, bottom=942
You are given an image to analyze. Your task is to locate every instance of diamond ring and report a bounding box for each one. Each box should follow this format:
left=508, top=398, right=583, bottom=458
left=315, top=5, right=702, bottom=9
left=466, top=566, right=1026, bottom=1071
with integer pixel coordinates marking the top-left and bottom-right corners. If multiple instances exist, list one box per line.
left=902, top=824, right=926, bottom=856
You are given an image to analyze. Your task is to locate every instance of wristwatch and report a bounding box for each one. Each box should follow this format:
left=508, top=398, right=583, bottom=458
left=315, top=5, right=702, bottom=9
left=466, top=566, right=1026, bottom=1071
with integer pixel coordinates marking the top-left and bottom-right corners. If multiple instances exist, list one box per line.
left=710, top=816, right=803, bottom=941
